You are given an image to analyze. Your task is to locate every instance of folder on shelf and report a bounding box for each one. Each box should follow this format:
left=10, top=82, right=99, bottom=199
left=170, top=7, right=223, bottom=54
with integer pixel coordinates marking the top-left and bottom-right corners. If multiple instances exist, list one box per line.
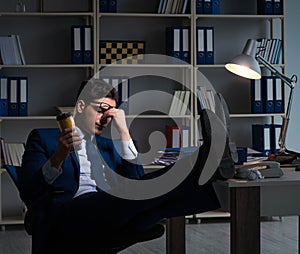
left=169, top=90, right=180, bottom=115
left=211, top=0, right=220, bottom=14
left=166, top=26, right=181, bottom=61
left=196, top=0, right=203, bottom=14
left=118, top=77, right=129, bottom=114
left=257, top=0, right=273, bottom=15
left=181, top=126, right=190, bottom=148
left=166, top=125, right=181, bottom=148
left=262, top=76, right=274, bottom=113
left=252, top=124, right=271, bottom=157
left=205, top=27, right=214, bottom=64
left=270, top=124, right=282, bottom=154
left=273, top=77, right=284, bottom=113
left=196, top=27, right=205, bottom=64
left=181, top=26, right=190, bottom=63
left=250, top=79, right=263, bottom=113
left=108, top=0, right=117, bottom=13
left=0, top=76, right=8, bottom=116
left=8, top=77, right=19, bottom=116
left=179, top=90, right=190, bottom=115
left=158, top=0, right=165, bottom=13
left=18, top=77, right=28, bottom=116
left=203, top=0, right=212, bottom=14
left=273, top=0, right=283, bottom=15
left=83, top=25, right=93, bottom=64
left=71, top=25, right=83, bottom=64
left=99, top=0, right=108, bottom=12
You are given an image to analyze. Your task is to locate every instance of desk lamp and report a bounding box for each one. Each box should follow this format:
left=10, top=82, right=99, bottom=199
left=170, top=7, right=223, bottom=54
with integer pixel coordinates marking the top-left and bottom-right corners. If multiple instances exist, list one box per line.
left=225, top=39, right=298, bottom=160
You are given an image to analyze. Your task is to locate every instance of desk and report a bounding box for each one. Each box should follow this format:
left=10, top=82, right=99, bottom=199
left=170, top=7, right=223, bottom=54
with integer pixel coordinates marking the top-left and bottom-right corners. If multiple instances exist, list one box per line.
left=215, top=168, right=300, bottom=254
left=166, top=169, right=300, bottom=254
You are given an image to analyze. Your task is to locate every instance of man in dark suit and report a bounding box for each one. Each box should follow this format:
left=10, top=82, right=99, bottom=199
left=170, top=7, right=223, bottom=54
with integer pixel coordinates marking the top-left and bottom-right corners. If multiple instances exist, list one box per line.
left=20, top=79, right=220, bottom=253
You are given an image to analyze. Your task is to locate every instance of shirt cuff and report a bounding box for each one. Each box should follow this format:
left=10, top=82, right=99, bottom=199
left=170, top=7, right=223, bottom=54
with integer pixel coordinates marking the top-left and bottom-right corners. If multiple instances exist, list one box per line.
left=121, top=139, right=138, bottom=160
left=42, top=160, right=62, bottom=184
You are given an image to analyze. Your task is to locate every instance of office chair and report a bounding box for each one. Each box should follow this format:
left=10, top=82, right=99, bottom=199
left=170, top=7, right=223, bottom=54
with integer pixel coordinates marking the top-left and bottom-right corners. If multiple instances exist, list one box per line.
left=4, top=164, right=165, bottom=254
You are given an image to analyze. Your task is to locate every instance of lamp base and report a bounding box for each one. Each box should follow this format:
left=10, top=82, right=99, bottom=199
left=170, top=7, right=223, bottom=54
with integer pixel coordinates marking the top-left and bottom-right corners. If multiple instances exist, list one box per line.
left=268, top=149, right=300, bottom=164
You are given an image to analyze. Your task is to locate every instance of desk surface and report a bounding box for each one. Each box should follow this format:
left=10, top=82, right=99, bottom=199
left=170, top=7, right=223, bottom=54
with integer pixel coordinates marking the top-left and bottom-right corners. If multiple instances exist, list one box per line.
left=217, top=168, right=300, bottom=188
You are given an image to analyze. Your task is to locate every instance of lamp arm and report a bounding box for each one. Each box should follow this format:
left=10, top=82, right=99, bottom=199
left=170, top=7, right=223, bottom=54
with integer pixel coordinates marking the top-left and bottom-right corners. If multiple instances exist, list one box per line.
left=256, top=55, right=298, bottom=152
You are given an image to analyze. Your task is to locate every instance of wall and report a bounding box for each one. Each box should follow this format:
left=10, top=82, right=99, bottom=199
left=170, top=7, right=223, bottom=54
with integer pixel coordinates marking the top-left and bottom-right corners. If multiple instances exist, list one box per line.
left=285, top=1, right=300, bottom=153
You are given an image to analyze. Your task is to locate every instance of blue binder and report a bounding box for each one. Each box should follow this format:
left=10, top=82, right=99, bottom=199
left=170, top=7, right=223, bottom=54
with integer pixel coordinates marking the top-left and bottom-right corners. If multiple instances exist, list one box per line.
left=252, top=124, right=271, bottom=157
left=0, top=76, right=8, bottom=116
left=99, top=0, right=108, bottom=12
left=250, top=79, right=263, bottom=113
left=257, top=0, right=273, bottom=15
left=166, top=26, right=182, bottom=61
left=8, top=77, right=19, bottom=116
left=18, top=77, right=28, bottom=116
left=273, top=77, right=284, bottom=113
left=203, top=0, right=212, bottom=14
left=262, top=76, right=275, bottom=113
left=211, top=0, right=220, bottom=14
left=83, top=25, right=93, bottom=64
left=273, top=0, right=283, bottom=15
left=196, top=0, right=203, bottom=14
left=71, top=25, right=83, bottom=64
left=205, top=27, right=214, bottom=64
left=196, top=27, right=205, bottom=64
left=270, top=124, right=282, bottom=154
left=181, top=26, right=190, bottom=63
left=108, top=0, right=117, bottom=12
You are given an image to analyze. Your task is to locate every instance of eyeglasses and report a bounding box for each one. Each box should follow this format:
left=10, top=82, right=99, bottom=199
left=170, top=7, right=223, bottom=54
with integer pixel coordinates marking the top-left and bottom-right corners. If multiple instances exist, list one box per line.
left=89, top=101, right=115, bottom=113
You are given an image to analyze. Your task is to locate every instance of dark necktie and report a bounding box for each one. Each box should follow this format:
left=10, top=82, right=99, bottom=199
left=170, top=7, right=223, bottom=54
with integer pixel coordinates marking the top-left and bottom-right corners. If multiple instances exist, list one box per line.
left=85, top=135, right=111, bottom=191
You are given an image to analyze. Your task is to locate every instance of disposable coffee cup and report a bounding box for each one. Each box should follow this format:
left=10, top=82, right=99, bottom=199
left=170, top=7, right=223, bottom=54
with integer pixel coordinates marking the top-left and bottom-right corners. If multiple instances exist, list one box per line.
left=56, top=112, right=79, bottom=151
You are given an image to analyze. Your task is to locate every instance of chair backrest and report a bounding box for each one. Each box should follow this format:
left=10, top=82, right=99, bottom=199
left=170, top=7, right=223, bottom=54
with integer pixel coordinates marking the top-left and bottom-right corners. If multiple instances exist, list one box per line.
left=4, top=165, right=21, bottom=191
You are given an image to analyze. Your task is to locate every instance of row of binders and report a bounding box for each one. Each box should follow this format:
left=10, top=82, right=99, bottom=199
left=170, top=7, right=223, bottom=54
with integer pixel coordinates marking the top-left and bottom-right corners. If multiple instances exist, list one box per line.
left=0, top=35, right=26, bottom=65
left=196, top=86, right=215, bottom=113
left=158, top=0, right=189, bottom=14
left=256, top=38, right=282, bottom=64
left=100, top=76, right=129, bottom=114
left=196, top=26, right=214, bottom=64
left=165, top=125, right=190, bottom=148
left=166, top=26, right=190, bottom=63
left=71, top=25, right=93, bottom=64
left=257, top=0, right=283, bottom=15
left=196, top=0, right=220, bottom=14
left=251, top=76, right=284, bottom=114
left=252, top=123, right=282, bottom=156
left=168, top=90, right=191, bottom=116
left=166, top=26, right=214, bottom=64
left=99, top=0, right=117, bottom=13
left=0, top=76, right=28, bottom=116
left=0, top=137, right=25, bottom=167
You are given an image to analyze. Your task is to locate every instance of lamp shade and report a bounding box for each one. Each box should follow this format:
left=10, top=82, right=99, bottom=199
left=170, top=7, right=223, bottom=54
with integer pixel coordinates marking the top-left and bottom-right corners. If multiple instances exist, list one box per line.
left=225, top=39, right=261, bottom=80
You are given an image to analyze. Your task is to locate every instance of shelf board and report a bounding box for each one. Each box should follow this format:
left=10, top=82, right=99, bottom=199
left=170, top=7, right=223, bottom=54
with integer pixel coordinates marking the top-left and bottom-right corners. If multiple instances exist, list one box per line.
left=99, top=13, right=192, bottom=18
left=230, top=113, right=285, bottom=118
left=98, top=63, right=192, bottom=68
left=0, top=216, right=24, bottom=225
left=196, top=14, right=284, bottom=19
left=0, top=116, right=56, bottom=121
left=0, top=64, right=94, bottom=69
left=0, top=12, right=94, bottom=17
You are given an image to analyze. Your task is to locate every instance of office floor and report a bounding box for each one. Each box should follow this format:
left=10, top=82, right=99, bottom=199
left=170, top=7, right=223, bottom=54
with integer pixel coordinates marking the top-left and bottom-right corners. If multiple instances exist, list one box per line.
left=0, top=216, right=297, bottom=254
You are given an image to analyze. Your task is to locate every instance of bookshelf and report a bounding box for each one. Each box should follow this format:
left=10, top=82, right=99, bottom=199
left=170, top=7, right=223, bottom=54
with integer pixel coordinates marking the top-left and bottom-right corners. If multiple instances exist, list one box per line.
left=0, top=0, right=286, bottom=224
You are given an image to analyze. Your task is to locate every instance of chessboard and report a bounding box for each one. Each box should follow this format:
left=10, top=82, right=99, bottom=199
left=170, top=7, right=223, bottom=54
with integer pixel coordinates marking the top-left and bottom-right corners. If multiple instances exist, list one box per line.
left=99, top=40, right=145, bottom=64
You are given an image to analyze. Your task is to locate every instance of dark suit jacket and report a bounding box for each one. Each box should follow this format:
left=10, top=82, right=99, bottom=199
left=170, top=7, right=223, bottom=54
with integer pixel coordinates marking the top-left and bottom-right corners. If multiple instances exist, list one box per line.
left=19, top=128, right=144, bottom=253
left=20, top=128, right=144, bottom=206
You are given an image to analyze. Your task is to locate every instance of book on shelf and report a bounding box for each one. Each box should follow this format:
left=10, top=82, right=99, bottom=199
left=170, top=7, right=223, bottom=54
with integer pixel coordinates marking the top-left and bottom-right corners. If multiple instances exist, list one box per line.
left=196, top=86, right=216, bottom=113
left=168, top=90, right=190, bottom=116
left=0, top=137, right=25, bottom=167
left=158, top=0, right=188, bottom=14
left=0, top=34, right=26, bottom=65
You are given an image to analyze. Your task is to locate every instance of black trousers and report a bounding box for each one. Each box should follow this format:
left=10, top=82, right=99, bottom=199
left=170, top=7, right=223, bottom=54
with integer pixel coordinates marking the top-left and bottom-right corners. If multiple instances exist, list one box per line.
left=49, top=166, right=220, bottom=253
